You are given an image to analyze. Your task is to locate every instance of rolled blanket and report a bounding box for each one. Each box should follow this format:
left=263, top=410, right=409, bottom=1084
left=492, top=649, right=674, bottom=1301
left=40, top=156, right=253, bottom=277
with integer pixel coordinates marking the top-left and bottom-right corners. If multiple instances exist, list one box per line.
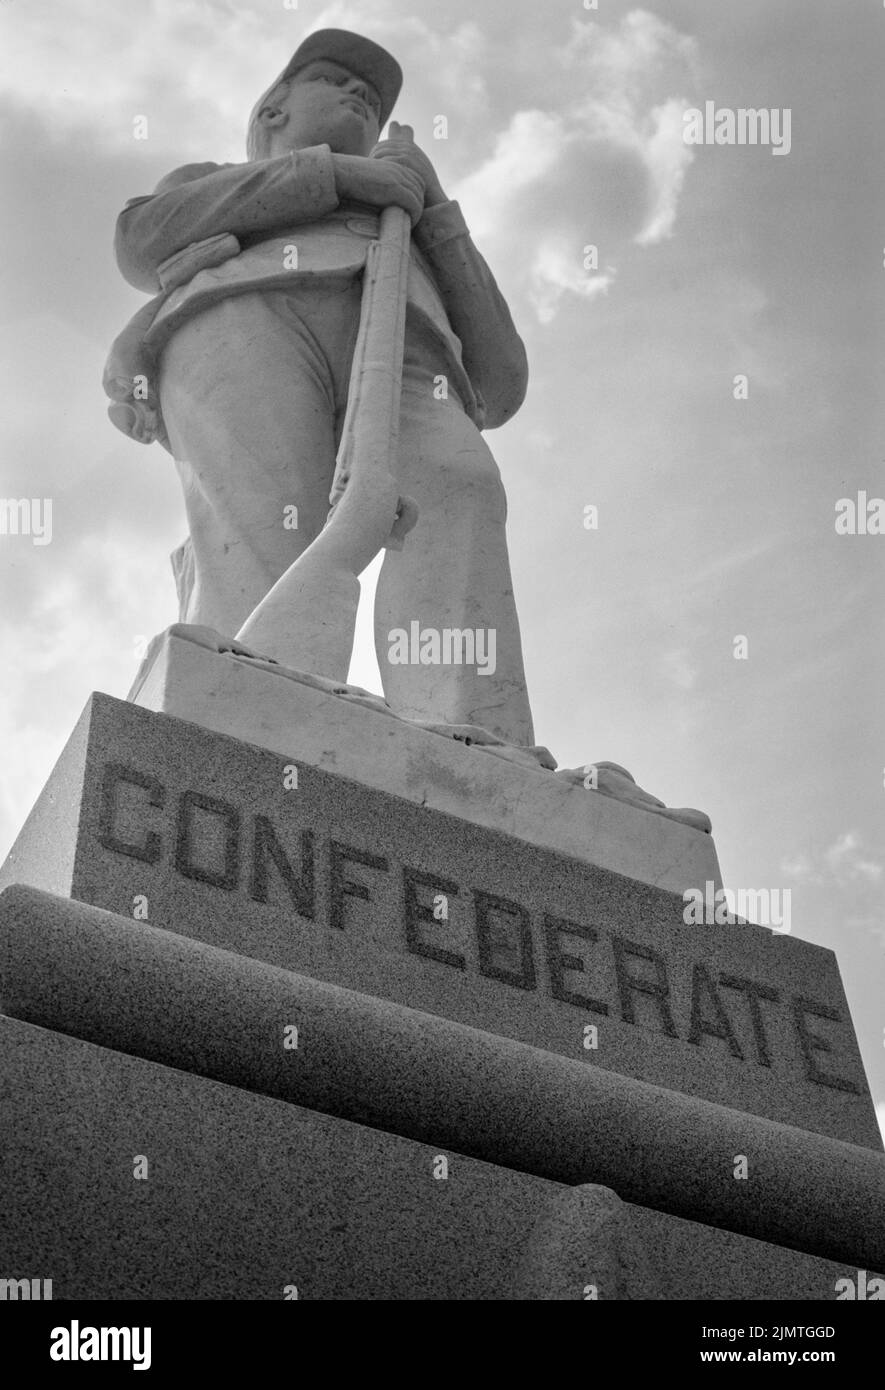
left=104, top=296, right=169, bottom=449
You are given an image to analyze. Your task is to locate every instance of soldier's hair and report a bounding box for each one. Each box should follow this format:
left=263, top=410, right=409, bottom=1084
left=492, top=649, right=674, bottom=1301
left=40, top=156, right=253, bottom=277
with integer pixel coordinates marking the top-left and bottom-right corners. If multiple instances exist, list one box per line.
left=247, top=77, right=294, bottom=162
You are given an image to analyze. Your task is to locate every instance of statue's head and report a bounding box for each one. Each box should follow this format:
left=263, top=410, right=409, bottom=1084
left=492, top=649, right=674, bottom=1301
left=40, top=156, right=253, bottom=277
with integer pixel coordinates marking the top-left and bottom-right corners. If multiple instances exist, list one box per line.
left=247, top=28, right=402, bottom=161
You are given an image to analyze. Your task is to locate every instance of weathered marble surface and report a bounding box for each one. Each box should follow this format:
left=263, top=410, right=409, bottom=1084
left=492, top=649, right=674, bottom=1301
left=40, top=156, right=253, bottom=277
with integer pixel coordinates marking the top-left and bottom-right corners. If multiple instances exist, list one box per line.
left=105, top=30, right=713, bottom=836
left=131, top=628, right=717, bottom=857
left=108, top=28, right=539, bottom=749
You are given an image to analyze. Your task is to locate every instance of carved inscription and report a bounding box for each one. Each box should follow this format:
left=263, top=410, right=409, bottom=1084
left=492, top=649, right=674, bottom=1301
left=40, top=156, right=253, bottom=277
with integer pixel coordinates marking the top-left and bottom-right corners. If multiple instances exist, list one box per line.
left=96, top=762, right=863, bottom=1094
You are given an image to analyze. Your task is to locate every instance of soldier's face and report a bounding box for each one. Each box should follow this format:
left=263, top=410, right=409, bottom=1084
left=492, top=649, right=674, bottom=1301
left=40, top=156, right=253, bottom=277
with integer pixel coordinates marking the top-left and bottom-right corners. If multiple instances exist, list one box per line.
left=277, top=60, right=382, bottom=155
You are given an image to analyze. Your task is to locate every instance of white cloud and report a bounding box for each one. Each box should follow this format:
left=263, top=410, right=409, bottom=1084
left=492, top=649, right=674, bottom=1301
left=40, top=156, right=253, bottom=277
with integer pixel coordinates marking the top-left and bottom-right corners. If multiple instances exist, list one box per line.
left=781, top=833, right=884, bottom=888
left=0, top=0, right=280, bottom=160
left=528, top=236, right=615, bottom=324
left=824, top=832, right=883, bottom=885
left=660, top=647, right=698, bottom=692
left=780, top=853, right=816, bottom=882
left=452, top=10, right=698, bottom=321
left=635, top=99, right=695, bottom=245
left=554, top=8, right=698, bottom=93
left=557, top=10, right=698, bottom=245
left=454, top=107, right=565, bottom=236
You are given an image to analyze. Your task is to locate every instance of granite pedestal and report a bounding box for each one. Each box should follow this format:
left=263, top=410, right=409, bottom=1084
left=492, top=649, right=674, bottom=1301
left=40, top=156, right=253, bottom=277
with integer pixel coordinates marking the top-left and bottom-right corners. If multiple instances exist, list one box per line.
left=1, top=668, right=882, bottom=1300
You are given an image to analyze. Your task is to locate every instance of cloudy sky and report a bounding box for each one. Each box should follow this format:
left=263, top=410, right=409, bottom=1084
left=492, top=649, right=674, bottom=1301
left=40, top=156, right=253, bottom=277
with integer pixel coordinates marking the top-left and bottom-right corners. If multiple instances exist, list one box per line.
left=1, top=0, right=883, bottom=1140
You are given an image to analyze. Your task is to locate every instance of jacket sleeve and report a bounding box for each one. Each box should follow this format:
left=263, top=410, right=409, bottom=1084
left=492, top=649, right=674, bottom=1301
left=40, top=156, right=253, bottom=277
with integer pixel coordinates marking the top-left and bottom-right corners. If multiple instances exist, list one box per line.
left=115, top=145, right=340, bottom=293
left=413, top=200, right=528, bottom=429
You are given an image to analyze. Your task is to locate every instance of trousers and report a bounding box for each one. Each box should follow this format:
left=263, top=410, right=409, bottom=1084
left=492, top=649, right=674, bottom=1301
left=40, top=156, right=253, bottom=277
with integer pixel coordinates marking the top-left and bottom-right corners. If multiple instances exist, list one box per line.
left=157, top=279, right=534, bottom=746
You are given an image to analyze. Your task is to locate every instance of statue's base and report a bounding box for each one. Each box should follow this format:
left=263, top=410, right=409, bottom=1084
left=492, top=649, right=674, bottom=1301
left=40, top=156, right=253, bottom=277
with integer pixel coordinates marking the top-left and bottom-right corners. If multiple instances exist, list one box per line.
left=129, top=628, right=722, bottom=894
left=0, top=686, right=882, bottom=1299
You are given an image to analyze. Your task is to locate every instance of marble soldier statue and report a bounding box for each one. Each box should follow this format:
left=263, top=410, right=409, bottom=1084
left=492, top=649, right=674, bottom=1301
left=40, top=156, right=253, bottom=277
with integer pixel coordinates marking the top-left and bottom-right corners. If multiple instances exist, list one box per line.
left=107, top=28, right=536, bottom=750
left=106, top=27, right=710, bottom=828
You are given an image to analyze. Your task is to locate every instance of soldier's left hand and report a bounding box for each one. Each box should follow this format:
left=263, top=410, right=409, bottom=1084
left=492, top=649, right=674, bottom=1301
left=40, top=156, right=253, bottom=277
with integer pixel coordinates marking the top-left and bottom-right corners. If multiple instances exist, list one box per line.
left=369, top=122, right=447, bottom=209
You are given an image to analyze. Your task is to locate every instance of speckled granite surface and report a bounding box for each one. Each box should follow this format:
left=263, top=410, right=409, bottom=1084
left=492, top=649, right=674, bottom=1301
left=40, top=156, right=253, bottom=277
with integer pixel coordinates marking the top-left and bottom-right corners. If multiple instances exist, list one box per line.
left=1, top=1015, right=877, bottom=1301
left=0, top=693, right=879, bottom=1148
left=2, top=887, right=883, bottom=1270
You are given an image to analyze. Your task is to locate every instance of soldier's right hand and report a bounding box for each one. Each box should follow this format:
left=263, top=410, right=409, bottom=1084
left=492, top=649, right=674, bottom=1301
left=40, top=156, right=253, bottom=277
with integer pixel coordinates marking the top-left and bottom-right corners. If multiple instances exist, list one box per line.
left=333, top=155, right=425, bottom=225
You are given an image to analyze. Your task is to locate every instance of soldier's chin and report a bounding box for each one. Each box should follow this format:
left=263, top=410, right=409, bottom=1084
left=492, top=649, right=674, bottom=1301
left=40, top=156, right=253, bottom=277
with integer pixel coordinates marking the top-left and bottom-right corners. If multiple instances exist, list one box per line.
left=326, top=113, right=374, bottom=155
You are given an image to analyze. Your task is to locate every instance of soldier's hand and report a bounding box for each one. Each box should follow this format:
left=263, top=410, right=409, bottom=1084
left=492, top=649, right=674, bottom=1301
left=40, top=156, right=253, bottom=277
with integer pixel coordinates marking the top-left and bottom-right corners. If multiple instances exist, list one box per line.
left=333, top=152, right=425, bottom=225
left=370, top=122, right=447, bottom=209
